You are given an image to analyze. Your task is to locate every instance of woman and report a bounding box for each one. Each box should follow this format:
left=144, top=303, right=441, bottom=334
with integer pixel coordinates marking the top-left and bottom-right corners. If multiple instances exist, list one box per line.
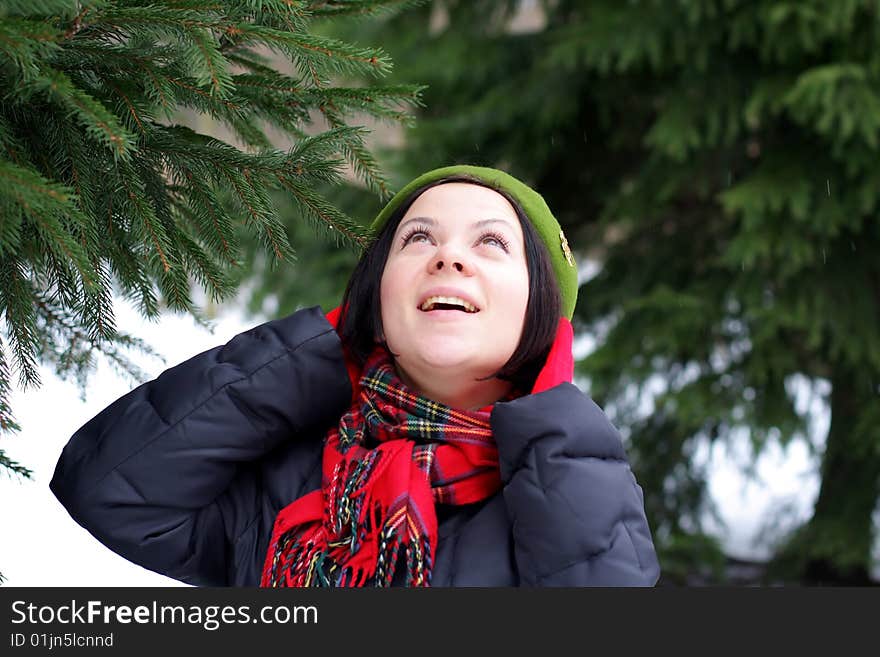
left=50, top=165, right=660, bottom=587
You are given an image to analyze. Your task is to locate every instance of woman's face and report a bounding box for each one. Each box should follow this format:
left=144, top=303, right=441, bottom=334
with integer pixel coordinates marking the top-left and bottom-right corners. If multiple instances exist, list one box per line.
left=379, top=182, right=530, bottom=383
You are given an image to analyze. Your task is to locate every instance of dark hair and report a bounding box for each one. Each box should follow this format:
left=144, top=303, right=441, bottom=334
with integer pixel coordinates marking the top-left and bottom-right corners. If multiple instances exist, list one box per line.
left=337, top=176, right=561, bottom=393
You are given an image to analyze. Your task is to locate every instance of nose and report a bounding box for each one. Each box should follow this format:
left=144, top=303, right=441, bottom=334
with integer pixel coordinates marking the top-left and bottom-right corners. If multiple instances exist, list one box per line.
left=427, top=243, right=472, bottom=275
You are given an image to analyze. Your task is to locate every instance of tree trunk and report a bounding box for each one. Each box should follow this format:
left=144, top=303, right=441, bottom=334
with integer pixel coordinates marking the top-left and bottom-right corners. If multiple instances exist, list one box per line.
left=771, top=366, right=880, bottom=584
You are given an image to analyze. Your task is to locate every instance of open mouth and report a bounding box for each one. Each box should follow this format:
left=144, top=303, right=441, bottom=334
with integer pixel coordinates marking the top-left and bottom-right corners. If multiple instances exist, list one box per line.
left=419, top=295, right=480, bottom=313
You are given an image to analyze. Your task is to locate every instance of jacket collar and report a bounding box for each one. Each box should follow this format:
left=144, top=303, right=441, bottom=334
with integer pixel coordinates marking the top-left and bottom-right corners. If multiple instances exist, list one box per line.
left=324, top=305, right=573, bottom=406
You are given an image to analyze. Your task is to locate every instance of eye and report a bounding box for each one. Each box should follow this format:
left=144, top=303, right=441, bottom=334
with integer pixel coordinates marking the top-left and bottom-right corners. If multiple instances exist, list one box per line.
left=478, top=231, right=510, bottom=252
left=400, top=224, right=433, bottom=247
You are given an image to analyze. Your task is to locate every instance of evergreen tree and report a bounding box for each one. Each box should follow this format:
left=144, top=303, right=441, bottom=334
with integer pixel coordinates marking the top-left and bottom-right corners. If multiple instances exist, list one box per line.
left=0, top=0, right=423, bottom=481
left=316, top=0, right=880, bottom=584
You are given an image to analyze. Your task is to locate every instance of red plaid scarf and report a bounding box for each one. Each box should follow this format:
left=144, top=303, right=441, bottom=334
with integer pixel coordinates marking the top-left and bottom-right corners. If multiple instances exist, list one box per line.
left=260, top=345, right=505, bottom=587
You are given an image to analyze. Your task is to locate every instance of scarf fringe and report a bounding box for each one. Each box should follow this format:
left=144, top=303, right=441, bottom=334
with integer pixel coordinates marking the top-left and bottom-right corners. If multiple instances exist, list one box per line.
left=263, top=501, right=433, bottom=588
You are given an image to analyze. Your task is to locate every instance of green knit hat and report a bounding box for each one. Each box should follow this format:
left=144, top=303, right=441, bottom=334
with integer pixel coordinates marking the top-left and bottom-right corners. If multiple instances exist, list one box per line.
left=369, top=165, right=578, bottom=319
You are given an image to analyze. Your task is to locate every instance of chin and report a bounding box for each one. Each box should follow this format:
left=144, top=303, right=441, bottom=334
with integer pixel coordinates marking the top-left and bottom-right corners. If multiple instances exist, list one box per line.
left=400, top=348, right=467, bottom=370
left=388, top=335, right=508, bottom=374
left=417, top=351, right=507, bottom=378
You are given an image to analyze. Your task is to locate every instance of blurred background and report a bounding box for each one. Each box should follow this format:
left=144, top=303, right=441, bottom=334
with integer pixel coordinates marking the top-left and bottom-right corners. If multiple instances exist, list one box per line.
left=252, top=0, right=880, bottom=585
left=2, top=0, right=879, bottom=586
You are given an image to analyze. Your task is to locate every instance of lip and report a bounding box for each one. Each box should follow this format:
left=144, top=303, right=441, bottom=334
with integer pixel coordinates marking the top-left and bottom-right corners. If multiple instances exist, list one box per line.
left=419, top=308, right=477, bottom=322
left=417, top=286, right=482, bottom=313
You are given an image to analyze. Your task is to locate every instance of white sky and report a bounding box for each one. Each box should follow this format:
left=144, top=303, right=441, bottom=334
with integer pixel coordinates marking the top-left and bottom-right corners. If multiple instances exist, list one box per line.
left=0, top=296, right=828, bottom=586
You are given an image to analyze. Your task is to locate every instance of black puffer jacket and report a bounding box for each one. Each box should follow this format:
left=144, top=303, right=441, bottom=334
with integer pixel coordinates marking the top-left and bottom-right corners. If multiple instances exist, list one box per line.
left=50, top=306, right=660, bottom=586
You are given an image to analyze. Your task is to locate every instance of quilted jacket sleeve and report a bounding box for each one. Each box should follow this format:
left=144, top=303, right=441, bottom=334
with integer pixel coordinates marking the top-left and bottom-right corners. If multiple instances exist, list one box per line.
left=49, top=306, right=352, bottom=586
left=492, top=382, right=660, bottom=586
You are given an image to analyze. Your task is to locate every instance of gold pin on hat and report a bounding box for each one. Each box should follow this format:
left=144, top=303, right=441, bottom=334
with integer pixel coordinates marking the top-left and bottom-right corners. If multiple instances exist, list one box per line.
left=559, top=229, right=575, bottom=267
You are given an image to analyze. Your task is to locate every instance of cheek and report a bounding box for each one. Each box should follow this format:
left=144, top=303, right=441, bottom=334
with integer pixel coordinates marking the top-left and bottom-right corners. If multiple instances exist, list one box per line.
left=378, top=263, right=405, bottom=338
left=499, top=266, right=530, bottom=319
left=379, top=263, right=400, bottom=311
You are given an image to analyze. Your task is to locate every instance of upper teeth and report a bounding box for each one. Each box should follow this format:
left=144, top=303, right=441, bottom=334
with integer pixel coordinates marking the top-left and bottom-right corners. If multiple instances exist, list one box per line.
left=420, top=296, right=478, bottom=313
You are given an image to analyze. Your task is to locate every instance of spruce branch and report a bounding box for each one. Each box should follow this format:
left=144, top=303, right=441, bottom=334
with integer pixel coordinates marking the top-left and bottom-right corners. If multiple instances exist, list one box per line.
left=232, top=23, right=393, bottom=78
left=0, top=161, right=99, bottom=291
left=320, top=103, right=389, bottom=198
left=0, top=18, right=61, bottom=79
left=63, top=3, right=94, bottom=39
left=27, top=67, right=137, bottom=159
left=0, top=338, right=22, bottom=435
left=0, top=0, right=422, bottom=487
left=0, top=450, right=32, bottom=480
left=306, top=0, right=428, bottom=18
left=306, top=84, right=425, bottom=126
left=33, top=291, right=163, bottom=396
left=0, top=256, right=41, bottom=390
left=184, top=26, right=235, bottom=97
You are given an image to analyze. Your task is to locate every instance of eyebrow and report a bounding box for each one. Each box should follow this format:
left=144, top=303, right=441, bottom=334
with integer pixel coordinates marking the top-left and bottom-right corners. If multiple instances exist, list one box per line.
left=397, top=216, right=515, bottom=233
